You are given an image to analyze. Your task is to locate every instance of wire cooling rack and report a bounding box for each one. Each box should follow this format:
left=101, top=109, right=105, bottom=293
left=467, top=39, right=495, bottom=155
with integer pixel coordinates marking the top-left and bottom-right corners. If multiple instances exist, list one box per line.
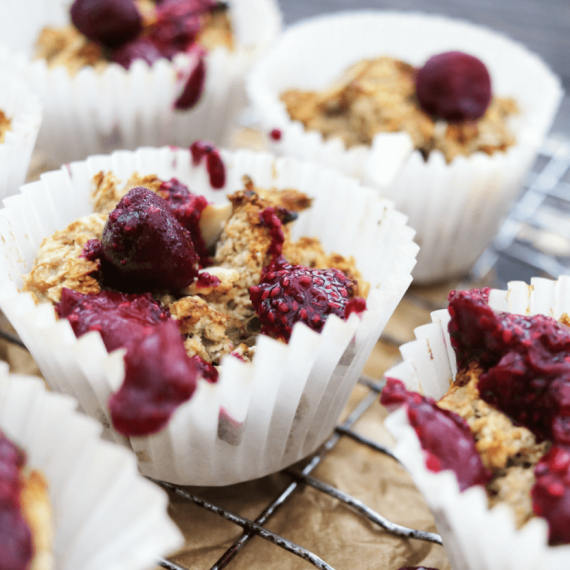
left=0, top=135, right=569, bottom=570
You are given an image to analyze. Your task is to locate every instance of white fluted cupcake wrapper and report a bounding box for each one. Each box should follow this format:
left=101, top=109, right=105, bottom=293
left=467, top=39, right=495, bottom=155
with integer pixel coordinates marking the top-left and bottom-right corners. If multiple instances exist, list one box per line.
left=0, top=147, right=418, bottom=485
left=0, top=72, right=41, bottom=200
left=383, top=276, right=570, bottom=570
left=0, top=364, right=183, bottom=570
left=0, top=0, right=281, bottom=166
left=247, top=11, right=563, bottom=283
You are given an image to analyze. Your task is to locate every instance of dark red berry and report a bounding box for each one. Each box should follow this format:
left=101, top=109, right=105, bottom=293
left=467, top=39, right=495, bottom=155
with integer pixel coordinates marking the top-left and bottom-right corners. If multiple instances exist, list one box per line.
left=109, top=319, right=198, bottom=436
left=416, top=51, right=492, bottom=122
left=269, top=128, right=282, bottom=141
left=381, top=378, right=492, bottom=491
left=250, top=263, right=362, bottom=342
left=195, top=272, right=220, bottom=289
left=70, top=0, right=143, bottom=49
left=112, top=37, right=163, bottom=69
left=56, top=288, right=170, bottom=353
left=532, top=445, right=570, bottom=544
left=174, top=48, right=206, bottom=110
left=448, top=288, right=570, bottom=444
left=101, top=186, right=199, bottom=292
left=189, top=141, right=226, bottom=189
left=157, top=177, right=211, bottom=266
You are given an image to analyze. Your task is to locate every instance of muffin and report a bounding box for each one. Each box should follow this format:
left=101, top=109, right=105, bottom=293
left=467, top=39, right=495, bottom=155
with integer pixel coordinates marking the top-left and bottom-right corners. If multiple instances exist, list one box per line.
left=247, top=11, right=563, bottom=283
left=383, top=276, right=570, bottom=570
left=0, top=72, right=42, bottom=200
left=0, top=364, right=183, bottom=569
left=0, top=146, right=417, bottom=485
left=0, top=0, right=281, bottom=165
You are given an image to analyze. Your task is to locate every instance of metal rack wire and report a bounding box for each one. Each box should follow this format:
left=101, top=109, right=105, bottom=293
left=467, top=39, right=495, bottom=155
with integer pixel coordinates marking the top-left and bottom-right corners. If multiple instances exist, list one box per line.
left=1, top=136, right=569, bottom=570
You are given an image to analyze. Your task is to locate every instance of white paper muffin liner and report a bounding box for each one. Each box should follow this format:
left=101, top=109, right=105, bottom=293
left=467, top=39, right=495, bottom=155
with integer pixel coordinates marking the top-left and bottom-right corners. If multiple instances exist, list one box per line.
left=383, top=276, right=570, bottom=570
left=0, top=146, right=418, bottom=485
left=0, top=363, right=183, bottom=569
left=247, top=11, right=564, bottom=283
left=0, top=0, right=281, bottom=166
left=0, top=72, right=42, bottom=200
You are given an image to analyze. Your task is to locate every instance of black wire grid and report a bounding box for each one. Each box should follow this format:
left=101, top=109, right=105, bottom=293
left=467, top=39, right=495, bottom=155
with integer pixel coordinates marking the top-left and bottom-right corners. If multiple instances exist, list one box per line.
left=1, top=136, right=570, bottom=570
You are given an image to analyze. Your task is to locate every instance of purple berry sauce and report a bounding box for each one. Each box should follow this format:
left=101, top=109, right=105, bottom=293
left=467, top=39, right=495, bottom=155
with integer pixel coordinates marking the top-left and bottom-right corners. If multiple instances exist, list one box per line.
left=189, top=141, right=226, bottom=189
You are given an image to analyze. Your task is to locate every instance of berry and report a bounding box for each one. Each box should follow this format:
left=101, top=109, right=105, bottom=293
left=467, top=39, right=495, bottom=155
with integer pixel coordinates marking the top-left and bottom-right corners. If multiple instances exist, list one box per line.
left=111, top=37, right=163, bottom=69
left=71, top=0, right=143, bottom=49
left=56, top=288, right=169, bottom=353
left=190, top=354, right=219, bottom=383
left=416, top=51, right=492, bottom=122
left=157, top=177, right=211, bottom=266
left=269, top=128, right=282, bottom=141
left=174, top=48, right=206, bottom=110
left=532, top=445, right=570, bottom=544
left=108, top=320, right=198, bottom=436
left=381, top=379, right=492, bottom=491
left=250, top=263, right=362, bottom=342
left=448, top=288, right=570, bottom=444
left=189, top=141, right=226, bottom=189
left=101, top=187, right=199, bottom=291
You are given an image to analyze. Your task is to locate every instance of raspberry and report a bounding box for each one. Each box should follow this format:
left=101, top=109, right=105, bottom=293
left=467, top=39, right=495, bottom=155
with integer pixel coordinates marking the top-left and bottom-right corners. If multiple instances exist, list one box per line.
left=101, top=187, right=199, bottom=292
left=157, top=177, right=210, bottom=266
left=56, top=288, right=169, bottom=353
left=250, top=263, right=363, bottom=342
left=111, top=37, right=163, bottom=69
left=381, top=379, right=492, bottom=491
left=71, top=0, right=143, bottom=49
left=448, top=288, right=570, bottom=443
left=108, top=320, right=198, bottom=436
left=532, top=445, right=570, bottom=544
left=416, top=51, right=492, bottom=122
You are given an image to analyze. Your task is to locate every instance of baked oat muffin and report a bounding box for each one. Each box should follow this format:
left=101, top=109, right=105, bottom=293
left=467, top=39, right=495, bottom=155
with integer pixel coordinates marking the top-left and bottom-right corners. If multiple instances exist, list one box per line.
left=247, top=11, right=562, bottom=283
left=0, top=146, right=417, bottom=485
left=384, top=277, right=570, bottom=570
left=0, top=0, right=281, bottom=164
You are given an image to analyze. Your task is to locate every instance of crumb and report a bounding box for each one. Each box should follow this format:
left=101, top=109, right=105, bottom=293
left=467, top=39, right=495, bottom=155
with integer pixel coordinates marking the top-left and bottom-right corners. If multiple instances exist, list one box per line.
left=22, top=213, right=106, bottom=304
left=0, top=110, right=12, bottom=144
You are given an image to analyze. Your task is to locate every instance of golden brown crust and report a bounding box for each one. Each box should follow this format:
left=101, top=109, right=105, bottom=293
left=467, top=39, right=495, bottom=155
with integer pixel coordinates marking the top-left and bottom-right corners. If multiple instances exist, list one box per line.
left=20, top=469, right=54, bottom=570
left=282, top=56, right=517, bottom=163
left=22, top=213, right=106, bottom=304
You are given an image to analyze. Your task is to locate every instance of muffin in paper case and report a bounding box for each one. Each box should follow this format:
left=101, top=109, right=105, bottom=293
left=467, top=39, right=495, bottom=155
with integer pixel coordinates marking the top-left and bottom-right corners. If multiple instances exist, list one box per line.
left=0, top=72, right=42, bottom=200
left=0, top=363, right=183, bottom=569
left=246, top=11, right=563, bottom=283
left=0, top=146, right=418, bottom=485
left=0, top=0, right=281, bottom=166
left=383, top=276, right=570, bottom=570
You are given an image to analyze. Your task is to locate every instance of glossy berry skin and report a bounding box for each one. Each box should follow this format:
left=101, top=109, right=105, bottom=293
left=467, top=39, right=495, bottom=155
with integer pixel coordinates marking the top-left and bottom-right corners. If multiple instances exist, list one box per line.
left=250, top=263, right=363, bottom=342
left=101, top=187, right=199, bottom=292
left=381, top=378, right=491, bottom=491
left=71, top=0, right=143, bottom=49
left=416, top=51, right=492, bottom=123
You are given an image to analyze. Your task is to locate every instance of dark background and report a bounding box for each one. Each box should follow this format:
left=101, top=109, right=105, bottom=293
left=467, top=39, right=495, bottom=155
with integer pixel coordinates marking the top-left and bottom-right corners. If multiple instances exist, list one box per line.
left=278, top=0, right=570, bottom=136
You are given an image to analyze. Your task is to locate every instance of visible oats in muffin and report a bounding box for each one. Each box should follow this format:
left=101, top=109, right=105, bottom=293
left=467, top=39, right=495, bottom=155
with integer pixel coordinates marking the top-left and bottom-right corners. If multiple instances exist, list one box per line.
left=282, top=55, right=517, bottom=163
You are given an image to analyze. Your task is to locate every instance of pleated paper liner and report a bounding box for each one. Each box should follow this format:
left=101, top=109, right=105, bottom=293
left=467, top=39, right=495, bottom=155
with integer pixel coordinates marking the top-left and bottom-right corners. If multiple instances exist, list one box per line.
left=247, top=11, right=563, bottom=283
left=0, top=147, right=418, bottom=485
left=0, top=71, right=42, bottom=200
left=0, top=364, right=183, bottom=570
left=384, top=276, right=570, bottom=570
left=0, top=0, right=281, bottom=166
